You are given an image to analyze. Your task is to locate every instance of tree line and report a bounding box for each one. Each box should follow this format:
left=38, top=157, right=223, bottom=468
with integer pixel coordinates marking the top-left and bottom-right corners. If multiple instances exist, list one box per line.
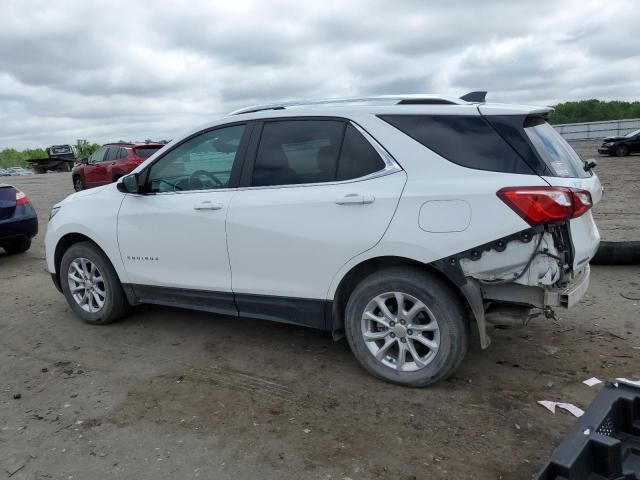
left=550, top=99, right=640, bottom=124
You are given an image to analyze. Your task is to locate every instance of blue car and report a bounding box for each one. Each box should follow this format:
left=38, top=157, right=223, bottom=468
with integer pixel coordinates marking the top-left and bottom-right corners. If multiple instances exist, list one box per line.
left=0, top=183, right=38, bottom=254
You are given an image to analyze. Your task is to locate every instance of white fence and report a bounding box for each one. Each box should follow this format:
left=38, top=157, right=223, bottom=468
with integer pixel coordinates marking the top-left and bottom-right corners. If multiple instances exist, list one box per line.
left=554, top=118, right=640, bottom=140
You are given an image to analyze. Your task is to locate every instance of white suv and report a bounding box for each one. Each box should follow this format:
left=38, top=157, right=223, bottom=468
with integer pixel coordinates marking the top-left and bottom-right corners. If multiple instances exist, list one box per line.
left=45, top=92, right=602, bottom=386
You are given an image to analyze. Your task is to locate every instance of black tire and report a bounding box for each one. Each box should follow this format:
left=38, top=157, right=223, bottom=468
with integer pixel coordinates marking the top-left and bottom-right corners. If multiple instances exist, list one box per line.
left=73, top=175, right=85, bottom=191
left=614, top=144, right=629, bottom=157
left=591, top=241, right=640, bottom=265
left=2, top=238, right=31, bottom=254
left=60, top=241, right=130, bottom=325
left=344, top=267, right=469, bottom=387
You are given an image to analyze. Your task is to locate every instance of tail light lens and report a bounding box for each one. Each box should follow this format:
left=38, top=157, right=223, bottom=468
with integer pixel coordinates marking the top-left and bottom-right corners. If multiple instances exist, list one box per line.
left=15, top=189, right=29, bottom=206
left=497, top=187, right=592, bottom=226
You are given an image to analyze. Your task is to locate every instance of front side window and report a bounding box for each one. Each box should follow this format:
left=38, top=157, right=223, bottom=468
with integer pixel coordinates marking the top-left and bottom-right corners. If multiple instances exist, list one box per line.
left=89, top=147, right=107, bottom=163
left=147, top=124, right=246, bottom=193
left=251, top=120, right=387, bottom=187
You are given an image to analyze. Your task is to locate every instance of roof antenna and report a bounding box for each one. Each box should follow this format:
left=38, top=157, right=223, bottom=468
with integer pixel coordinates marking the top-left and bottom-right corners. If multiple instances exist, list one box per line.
left=460, top=91, right=487, bottom=103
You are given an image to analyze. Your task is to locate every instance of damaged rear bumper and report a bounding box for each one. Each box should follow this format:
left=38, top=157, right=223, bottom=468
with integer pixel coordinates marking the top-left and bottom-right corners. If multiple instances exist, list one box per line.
left=481, top=265, right=590, bottom=309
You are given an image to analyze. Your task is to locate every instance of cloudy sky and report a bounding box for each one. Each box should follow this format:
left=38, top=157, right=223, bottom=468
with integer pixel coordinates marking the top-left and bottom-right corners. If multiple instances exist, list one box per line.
left=1, top=0, right=638, bottom=149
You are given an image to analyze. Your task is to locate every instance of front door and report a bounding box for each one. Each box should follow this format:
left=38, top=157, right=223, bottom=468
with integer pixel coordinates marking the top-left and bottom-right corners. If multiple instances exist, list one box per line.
left=84, top=146, right=108, bottom=187
left=117, top=123, right=250, bottom=314
left=226, top=119, right=406, bottom=328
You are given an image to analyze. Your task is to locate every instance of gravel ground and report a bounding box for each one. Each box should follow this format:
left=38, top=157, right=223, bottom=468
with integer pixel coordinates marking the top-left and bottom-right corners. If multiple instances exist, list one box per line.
left=1, top=145, right=639, bottom=479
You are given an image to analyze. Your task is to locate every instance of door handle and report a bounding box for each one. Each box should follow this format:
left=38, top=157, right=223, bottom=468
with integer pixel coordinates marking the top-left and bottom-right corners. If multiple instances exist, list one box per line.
left=193, top=201, right=223, bottom=211
left=335, top=194, right=375, bottom=205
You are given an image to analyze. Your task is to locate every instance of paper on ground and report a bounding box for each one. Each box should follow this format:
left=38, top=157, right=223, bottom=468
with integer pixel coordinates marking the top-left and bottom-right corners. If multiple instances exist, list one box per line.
left=583, top=377, right=602, bottom=387
left=537, top=400, right=584, bottom=418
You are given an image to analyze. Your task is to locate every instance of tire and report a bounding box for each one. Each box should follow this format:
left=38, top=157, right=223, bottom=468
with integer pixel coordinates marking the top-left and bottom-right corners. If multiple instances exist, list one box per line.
left=614, top=144, right=629, bottom=157
left=591, top=240, right=640, bottom=265
left=73, top=175, right=85, bottom=191
left=344, top=267, right=469, bottom=387
left=2, top=238, right=31, bottom=254
left=60, top=241, right=130, bottom=325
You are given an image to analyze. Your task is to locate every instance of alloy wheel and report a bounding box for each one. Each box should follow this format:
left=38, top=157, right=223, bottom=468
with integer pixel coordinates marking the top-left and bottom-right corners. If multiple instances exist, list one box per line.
left=361, top=291, right=441, bottom=372
left=67, top=257, right=106, bottom=313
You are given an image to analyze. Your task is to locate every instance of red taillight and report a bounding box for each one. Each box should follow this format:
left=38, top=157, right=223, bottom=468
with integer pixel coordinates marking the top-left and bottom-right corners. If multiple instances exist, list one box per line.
left=15, top=189, right=29, bottom=206
left=497, top=187, right=592, bottom=226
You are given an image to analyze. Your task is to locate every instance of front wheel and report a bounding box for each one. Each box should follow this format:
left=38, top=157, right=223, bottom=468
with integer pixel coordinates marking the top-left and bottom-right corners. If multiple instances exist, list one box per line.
left=615, top=144, right=629, bottom=157
left=60, top=242, right=130, bottom=325
left=345, top=267, right=469, bottom=387
left=73, top=175, right=85, bottom=191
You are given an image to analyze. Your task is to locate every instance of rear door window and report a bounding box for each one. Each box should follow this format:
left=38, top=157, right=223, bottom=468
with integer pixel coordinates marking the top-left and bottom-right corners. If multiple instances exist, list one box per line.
left=523, top=118, right=590, bottom=178
left=379, top=114, right=534, bottom=175
left=251, top=120, right=345, bottom=187
left=134, top=146, right=163, bottom=158
left=104, top=147, right=118, bottom=162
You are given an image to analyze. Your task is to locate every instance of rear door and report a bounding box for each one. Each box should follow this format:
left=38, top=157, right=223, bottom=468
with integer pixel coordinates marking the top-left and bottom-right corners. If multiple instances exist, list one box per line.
left=521, top=118, right=603, bottom=268
left=226, top=119, right=406, bottom=328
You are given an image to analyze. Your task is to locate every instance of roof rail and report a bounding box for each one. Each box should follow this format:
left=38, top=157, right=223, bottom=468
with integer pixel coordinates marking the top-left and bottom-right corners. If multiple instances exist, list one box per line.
left=227, top=94, right=469, bottom=116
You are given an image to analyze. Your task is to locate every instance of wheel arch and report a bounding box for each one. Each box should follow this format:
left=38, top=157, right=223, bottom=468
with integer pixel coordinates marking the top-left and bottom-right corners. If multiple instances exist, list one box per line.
left=330, top=255, right=485, bottom=345
left=54, top=233, right=117, bottom=289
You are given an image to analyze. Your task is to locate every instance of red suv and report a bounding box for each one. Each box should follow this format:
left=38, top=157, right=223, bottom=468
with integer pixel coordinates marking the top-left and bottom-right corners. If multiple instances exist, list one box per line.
left=72, top=142, right=164, bottom=191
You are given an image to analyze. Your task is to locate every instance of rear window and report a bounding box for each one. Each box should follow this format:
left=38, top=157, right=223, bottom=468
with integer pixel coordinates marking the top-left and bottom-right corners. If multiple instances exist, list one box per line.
left=523, top=118, right=590, bottom=178
left=379, top=115, right=534, bottom=175
left=134, top=146, right=163, bottom=158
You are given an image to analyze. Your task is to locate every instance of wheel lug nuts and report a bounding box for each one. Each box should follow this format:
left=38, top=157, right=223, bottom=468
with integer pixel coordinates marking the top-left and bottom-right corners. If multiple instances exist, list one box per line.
left=389, top=321, right=395, bottom=327
left=407, top=329, right=413, bottom=335
left=390, top=333, right=396, bottom=338
left=400, top=319, right=406, bottom=325
left=400, top=338, right=407, bottom=343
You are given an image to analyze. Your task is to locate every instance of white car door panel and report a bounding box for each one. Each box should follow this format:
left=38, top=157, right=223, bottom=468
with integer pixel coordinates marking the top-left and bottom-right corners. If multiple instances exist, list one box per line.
left=226, top=171, right=407, bottom=300
left=117, top=191, right=235, bottom=291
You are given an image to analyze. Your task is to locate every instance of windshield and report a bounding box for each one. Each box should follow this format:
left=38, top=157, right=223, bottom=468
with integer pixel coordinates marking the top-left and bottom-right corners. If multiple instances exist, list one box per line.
left=524, top=118, right=590, bottom=178
left=625, top=129, right=640, bottom=138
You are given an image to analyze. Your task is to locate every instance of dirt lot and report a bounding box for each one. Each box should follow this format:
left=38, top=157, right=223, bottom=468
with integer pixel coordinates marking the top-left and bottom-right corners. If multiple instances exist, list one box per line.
left=1, top=142, right=639, bottom=479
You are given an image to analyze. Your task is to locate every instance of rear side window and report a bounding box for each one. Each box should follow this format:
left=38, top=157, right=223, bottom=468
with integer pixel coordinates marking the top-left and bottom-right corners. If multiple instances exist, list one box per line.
left=252, top=120, right=345, bottom=187
left=379, top=115, right=533, bottom=175
left=134, top=146, right=163, bottom=158
left=337, top=125, right=386, bottom=181
left=117, top=147, right=128, bottom=159
left=523, top=118, right=590, bottom=178
left=251, top=120, right=388, bottom=187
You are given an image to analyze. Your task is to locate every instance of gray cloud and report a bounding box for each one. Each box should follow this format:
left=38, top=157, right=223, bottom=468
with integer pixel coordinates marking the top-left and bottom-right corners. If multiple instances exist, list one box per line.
left=0, top=0, right=638, bottom=149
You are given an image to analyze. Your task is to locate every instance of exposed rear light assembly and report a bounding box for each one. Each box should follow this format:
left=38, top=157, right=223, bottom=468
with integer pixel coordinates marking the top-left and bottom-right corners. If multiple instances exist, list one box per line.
left=15, top=188, right=29, bottom=206
left=497, top=186, right=593, bottom=226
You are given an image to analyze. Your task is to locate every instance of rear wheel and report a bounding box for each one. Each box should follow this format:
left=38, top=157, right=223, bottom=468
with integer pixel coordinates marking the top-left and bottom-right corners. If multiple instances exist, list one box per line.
left=615, top=144, right=629, bottom=157
left=60, top=242, right=130, bottom=325
left=73, top=175, right=85, bottom=191
left=2, top=238, right=31, bottom=254
left=345, top=267, right=469, bottom=387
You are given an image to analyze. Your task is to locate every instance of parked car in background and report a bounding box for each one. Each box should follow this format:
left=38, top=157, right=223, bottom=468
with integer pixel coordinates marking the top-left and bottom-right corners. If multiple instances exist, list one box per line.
left=46, top=93, right=601, bottom=387
left=0, top=169, right=10, bottom=176
left=72, top=142, right=165, bottom=191
left=6, top=167, right=34, bottom=176
left=0, top=183, right=37, bottom=254
left=598, top=129, right=640, bottom=156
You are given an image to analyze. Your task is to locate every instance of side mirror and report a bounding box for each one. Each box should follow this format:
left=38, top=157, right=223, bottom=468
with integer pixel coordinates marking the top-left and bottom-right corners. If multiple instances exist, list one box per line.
left=117, top=173, right=140, bottom=194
